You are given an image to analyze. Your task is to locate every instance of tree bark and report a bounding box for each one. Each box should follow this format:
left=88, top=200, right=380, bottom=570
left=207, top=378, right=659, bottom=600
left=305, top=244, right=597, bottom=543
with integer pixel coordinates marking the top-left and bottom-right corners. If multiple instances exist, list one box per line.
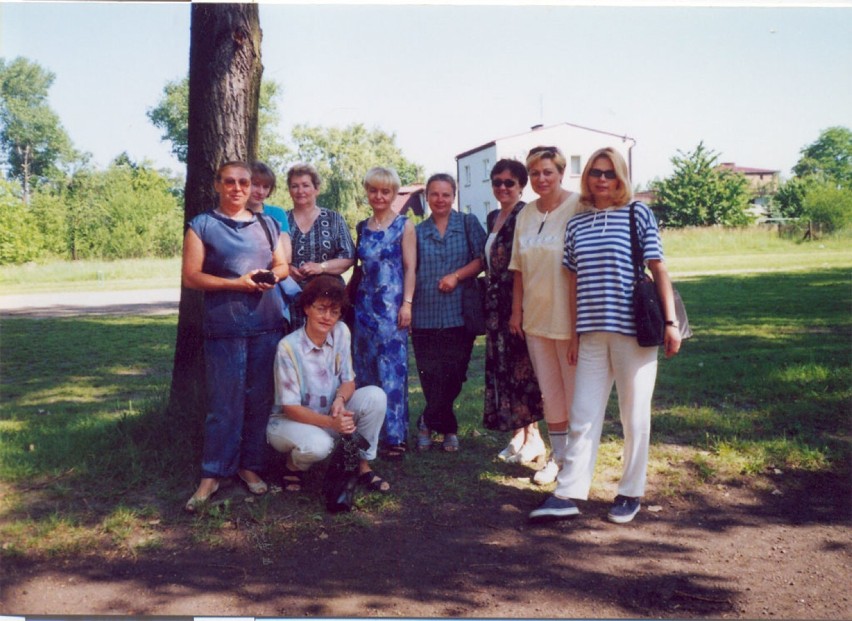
left=169, top=3, right=263, bottom=429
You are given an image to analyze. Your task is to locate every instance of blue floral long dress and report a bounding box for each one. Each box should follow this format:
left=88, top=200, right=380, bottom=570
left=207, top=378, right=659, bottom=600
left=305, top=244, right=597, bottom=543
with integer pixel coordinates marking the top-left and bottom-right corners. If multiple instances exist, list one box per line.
left=352, top=215, right=409, bottom=448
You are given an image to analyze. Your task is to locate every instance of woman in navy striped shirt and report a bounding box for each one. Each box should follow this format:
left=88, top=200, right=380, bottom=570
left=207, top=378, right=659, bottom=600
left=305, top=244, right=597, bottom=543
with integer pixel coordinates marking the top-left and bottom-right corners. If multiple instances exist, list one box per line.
left=529, top=147, right=681, bottom=525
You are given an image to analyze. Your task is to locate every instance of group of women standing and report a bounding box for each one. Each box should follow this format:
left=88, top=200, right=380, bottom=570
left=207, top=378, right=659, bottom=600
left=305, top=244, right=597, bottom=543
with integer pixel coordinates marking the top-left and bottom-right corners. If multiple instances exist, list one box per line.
left=183, top=146, right=680, bottom=525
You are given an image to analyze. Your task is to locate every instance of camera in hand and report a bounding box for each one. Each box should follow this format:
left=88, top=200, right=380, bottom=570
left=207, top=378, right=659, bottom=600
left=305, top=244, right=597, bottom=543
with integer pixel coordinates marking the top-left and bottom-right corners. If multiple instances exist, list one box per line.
left=251, top=270, right=276, bottom=285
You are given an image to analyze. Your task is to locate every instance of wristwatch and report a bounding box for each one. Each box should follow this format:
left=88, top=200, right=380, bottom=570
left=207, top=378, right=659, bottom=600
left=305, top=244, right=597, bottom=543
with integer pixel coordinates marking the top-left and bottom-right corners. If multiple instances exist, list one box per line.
left=665, top=320, right=680, bottom=328
left=320, top=261, right=328, bottom=272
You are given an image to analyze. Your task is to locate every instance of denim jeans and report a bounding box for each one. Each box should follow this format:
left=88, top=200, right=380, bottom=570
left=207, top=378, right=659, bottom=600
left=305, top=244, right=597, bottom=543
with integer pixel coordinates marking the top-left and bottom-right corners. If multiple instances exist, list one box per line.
left=201, top=330, right=284, bottom=479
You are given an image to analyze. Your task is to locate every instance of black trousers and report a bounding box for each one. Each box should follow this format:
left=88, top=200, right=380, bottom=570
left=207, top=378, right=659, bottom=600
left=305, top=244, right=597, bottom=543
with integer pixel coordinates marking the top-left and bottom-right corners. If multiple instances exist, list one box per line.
left=411, top=327, right=475, bottom=435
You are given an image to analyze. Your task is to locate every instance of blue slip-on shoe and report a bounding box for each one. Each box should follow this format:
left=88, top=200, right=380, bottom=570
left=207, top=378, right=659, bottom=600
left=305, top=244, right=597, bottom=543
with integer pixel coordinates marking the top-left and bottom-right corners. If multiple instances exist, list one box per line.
left=529, top=494, right=580, bottom=521
left=607, top=495, right=641, bottom=524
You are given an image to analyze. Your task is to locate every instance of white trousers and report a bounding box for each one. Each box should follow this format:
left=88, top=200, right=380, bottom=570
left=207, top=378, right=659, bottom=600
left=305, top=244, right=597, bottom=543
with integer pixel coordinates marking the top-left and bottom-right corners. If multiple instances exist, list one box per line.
left=555, top=332, right=658, bottom=500
left=525, top=335, right=576, bottom=427
left=266, top=386, right=386, bottom=471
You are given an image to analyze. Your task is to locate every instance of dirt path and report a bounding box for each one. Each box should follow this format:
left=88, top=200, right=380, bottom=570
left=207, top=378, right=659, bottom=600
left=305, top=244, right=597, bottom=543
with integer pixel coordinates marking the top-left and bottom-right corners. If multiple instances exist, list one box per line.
left=2, top=470, right=850, bottom=618
left=0, top=289, right=179, bottom=318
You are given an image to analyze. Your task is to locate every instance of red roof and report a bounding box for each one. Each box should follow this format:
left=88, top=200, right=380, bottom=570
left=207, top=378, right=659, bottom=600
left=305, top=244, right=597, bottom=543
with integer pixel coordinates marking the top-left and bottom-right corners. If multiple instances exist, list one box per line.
left=717, top=163, right=779, bottom=175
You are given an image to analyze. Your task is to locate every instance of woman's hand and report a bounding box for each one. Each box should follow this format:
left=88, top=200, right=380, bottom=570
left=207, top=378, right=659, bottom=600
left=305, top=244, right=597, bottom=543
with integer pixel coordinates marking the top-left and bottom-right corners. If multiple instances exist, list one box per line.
left=398, top=302, right=412, bottom=329
left=299, top=261, right=326, bottom=277
left=329, top=407, right=356, bottom=435
left=244, top=269, right=276, bottom=292
left=664, top=325, right=682, bottom=358
left=289, top=264, right=305, bottom=282
left=438, top=272, right=461, bottom=293
left=509, top=309, right=524, bottom=338
left=567, top=337, right=579, bottom=366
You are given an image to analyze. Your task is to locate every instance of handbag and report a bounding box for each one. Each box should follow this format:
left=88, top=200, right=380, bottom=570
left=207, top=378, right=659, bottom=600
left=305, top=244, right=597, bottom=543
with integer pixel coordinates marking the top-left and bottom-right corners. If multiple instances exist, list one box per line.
left=343, top=220, right=366, bottom=331
left=461, top=213, right=486, bottom=336
left=629, top=203, right=692, bottom=347
left=322, top=431, right=370, bottom=513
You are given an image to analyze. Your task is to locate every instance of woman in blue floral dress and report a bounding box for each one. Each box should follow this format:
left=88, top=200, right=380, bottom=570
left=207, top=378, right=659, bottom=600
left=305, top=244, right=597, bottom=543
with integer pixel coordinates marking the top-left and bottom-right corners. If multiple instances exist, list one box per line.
left=352, top=167, right=417, bottom=460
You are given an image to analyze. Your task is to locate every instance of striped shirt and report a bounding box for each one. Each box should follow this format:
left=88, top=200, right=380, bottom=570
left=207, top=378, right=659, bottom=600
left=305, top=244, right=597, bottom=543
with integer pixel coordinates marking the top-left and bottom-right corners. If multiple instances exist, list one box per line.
left=563, top=202, right=663, bottom=336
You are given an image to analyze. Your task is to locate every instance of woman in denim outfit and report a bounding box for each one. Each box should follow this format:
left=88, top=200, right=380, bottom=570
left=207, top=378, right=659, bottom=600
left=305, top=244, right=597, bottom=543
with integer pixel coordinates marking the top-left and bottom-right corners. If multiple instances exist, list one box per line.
left=182, top=161, right=290, bottom=512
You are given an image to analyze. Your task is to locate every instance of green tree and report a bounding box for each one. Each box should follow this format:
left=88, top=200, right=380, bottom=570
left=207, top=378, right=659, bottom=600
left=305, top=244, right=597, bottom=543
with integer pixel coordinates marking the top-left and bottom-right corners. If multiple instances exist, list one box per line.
left=803, top=182, right=852, bottom=233
left=651, top=142, right=753, bottom=227
left=147, top=76, right=288, bottom=169
left=0, top=57, right=78, bottom=202
left=0, top=177, right=43, bottom=263
left=792, top=126, right=852, bottom=188
left=290, top=123, right=423, bottom=223
left=57, top=156, right=182, bottom=261
left=169, top=3, right=263, bottom=424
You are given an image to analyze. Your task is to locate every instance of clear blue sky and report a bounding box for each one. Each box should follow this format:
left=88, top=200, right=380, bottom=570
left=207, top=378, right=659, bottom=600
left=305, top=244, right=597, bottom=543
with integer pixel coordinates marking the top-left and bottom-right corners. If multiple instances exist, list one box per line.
left=2, top=2, right=851, bottom=187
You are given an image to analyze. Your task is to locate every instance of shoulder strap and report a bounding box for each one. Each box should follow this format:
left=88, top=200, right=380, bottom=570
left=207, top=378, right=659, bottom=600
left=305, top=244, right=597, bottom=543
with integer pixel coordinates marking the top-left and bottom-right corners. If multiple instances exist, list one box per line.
left=462, top=212, right=479, bottom=262
left=628, top=202, right=645, bottom=280
left=255, top=212, right=275, bottom=253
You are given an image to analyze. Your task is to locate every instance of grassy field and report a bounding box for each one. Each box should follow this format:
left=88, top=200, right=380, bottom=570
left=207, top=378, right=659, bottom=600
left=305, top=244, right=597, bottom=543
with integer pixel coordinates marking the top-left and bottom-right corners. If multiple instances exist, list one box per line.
left=0, top=229, right=850, bottom=555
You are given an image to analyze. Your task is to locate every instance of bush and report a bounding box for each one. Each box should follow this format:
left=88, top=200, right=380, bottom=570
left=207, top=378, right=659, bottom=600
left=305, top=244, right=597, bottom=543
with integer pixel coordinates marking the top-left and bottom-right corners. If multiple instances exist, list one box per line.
left=804, top=183, right=852, bottom=233
left=0, top=179, right=44, bottom=264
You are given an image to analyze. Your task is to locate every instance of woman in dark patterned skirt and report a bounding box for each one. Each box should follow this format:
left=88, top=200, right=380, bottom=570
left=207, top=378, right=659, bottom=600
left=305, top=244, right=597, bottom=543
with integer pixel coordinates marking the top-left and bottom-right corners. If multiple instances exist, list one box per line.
left=482, top=159, right=545, bottom=464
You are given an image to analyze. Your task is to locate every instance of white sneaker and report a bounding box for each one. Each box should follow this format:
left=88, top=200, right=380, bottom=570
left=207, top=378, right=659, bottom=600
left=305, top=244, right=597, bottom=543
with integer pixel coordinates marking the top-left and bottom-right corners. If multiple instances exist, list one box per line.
left=497, top=443, right=520, bottom=463
left=532, top=459, right=559, bottom=485
left=517, top=439, right=546, bottom=464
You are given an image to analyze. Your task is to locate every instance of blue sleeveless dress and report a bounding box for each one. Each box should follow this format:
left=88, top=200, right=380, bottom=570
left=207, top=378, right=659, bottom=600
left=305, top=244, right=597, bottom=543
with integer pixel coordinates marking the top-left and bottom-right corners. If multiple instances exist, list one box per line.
left=352, top=215, right=409, bottom=448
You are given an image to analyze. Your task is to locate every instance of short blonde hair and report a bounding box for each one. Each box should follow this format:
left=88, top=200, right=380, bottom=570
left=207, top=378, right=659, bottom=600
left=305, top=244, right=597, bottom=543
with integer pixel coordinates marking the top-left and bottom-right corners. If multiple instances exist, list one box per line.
left=363, top=167, right=401, bottom=194
left=526, top=145, right=567, bottom=175
left=579, top=147, right=633, bottom=208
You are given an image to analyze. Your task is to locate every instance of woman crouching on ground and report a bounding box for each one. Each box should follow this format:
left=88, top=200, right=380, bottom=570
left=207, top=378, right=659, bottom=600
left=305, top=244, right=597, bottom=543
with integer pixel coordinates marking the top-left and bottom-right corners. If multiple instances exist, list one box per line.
left=266, top=275, right=391, bottom=495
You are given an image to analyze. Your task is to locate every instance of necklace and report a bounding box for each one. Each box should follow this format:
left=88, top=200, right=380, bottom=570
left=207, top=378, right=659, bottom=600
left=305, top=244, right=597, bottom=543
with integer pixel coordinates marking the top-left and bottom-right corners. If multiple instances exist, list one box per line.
left=537, top=209, right=549, bottom=235
left=371, top=214, right=396, bottom=230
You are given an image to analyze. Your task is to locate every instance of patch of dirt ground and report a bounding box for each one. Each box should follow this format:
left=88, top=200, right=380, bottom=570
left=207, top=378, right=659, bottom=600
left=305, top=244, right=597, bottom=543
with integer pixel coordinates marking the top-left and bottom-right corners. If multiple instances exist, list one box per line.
left=2, top=469, right=850, bottom=618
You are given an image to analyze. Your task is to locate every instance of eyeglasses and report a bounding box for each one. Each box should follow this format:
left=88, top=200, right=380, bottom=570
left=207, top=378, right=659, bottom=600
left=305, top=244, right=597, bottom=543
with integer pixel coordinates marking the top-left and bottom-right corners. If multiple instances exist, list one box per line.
left=528, top=145, right=560, bottom=157
left=310, top=304, right=342, bottom=318
left=491, top=179, right=517, bottom=189
left=222, top=177, right=251, bottom=188
left=589, top=168, right=617, bottom=180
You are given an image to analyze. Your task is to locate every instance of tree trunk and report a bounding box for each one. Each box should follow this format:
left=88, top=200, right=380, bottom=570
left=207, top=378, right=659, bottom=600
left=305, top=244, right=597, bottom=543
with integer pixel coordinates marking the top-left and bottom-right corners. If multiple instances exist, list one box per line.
left=168, top=3, right=263, bottom=430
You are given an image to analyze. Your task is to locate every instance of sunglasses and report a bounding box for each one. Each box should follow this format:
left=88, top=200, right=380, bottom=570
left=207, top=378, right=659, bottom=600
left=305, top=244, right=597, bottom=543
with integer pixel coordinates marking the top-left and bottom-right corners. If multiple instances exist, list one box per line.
left=589, top=168, right=617, bottom=180
left=221, top=177, right=251, bottom=188
left=491, top=179, right=518, bottom=189
left=528, top=145, right=560, bottom=157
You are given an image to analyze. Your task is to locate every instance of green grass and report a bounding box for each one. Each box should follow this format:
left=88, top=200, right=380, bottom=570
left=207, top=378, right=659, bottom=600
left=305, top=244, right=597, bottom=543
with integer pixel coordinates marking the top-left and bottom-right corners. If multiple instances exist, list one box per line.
left=1, top=235, right=851, bottom=557
left=0, top=257, right=181, bottom=294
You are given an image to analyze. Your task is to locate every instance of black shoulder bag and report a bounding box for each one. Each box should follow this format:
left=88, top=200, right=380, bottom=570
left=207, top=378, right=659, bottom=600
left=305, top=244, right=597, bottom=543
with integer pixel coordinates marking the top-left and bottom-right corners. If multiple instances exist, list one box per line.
left=629, top=203, right=692, bottom=347
left=461, top=213, right=487, bottom=336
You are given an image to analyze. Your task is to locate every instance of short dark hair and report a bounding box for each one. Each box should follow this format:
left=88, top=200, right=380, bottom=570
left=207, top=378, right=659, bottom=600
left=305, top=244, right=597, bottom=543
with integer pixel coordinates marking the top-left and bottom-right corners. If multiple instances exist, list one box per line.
left=300, top=274, right=349, bottom=311
left=425, top=173, right=457, bottom=197
left=491, top=159, right=528, bottom=188
left=251, top=161, right=277, bottom=195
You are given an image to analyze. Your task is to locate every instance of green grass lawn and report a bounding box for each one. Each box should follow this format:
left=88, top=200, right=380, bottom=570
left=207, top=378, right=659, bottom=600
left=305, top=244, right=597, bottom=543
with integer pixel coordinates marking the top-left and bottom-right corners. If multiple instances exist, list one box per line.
left=1, top=231, right=850, bottom=556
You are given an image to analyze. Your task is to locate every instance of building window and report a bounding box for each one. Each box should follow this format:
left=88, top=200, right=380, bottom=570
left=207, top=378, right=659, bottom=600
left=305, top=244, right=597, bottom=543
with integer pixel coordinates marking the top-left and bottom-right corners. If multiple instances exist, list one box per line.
left=484, top=200, right=491, bottom=213
left=482, top=158, right=491, bottom=180
left=570, top=155, right=581, bottom=175
left=464, top=165, right=471, bottom=187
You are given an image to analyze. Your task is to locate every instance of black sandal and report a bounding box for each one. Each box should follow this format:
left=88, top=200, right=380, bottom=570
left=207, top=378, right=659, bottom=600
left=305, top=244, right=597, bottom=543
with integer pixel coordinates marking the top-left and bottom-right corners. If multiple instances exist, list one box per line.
left=357, top=470, right=391, bottom=493
left=281, top=465, right=304, bottom=492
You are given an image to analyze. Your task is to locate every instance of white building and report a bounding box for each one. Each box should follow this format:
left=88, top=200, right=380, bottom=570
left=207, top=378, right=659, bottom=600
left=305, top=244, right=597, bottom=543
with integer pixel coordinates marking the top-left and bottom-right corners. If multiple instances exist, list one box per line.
left=455, top=122, right=637, bottom=226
